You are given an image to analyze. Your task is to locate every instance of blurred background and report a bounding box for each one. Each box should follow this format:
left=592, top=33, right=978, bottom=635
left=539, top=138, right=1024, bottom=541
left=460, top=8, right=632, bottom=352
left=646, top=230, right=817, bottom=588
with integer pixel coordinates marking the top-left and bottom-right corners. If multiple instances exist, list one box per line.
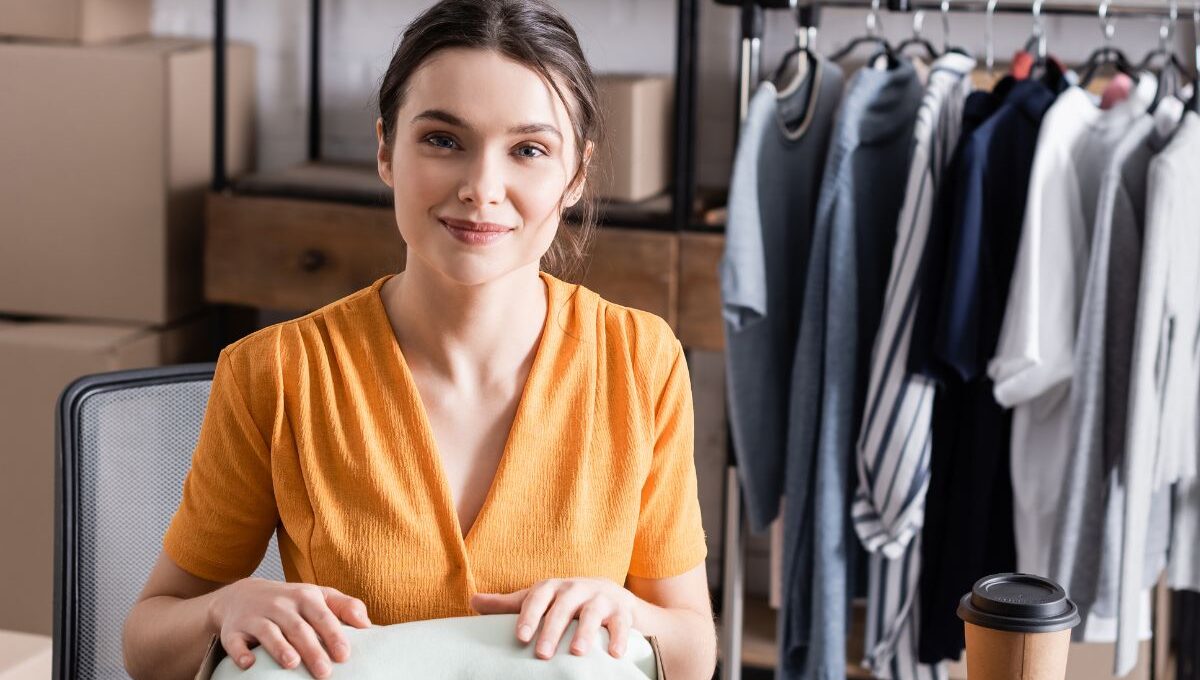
left=0, top=1, right=1197, bottom=678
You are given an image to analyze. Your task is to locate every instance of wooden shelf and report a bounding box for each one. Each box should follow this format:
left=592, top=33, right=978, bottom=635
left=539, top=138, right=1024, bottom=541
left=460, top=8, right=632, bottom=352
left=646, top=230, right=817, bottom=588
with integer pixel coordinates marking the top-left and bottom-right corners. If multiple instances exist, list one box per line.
left=203, top=187, right=724, bottom=347
left=204, top=190, right=688, bottom=330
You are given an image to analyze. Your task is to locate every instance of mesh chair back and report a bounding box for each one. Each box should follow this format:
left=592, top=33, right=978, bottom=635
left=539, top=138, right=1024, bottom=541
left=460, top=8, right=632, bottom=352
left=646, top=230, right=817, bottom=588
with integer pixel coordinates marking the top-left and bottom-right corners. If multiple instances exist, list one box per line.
left=54, top=363, right=284, bottom=680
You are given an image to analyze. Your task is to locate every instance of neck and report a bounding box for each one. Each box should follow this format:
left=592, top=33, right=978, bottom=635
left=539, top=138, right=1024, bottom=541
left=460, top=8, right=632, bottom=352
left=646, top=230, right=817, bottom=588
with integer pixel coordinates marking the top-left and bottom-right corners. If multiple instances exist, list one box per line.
left=385, top=259, right=548, bottom=384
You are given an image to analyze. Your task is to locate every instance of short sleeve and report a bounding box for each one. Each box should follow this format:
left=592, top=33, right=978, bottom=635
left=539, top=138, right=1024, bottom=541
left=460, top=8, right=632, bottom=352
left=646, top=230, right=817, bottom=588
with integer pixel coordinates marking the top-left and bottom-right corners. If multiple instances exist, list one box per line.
left=628, top=340, right=709, bottom=579
left=162, top=346, right=279, bottom=583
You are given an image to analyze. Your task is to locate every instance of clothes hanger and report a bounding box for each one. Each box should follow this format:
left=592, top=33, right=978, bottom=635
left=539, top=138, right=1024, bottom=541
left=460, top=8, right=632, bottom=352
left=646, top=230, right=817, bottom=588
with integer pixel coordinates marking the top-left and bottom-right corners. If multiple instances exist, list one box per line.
left=1138, top=0, right=1189, bottom=110
left=985, top=0, right=999, bottom=76
left=1022, top=0, right=1049, bottom=76
left=1187, top=0, right=1199, bottom=110
left=770, top=1, right=821, bottom=86
left=828, top=0, right=897, bottom=65
left=1079, top=0, right=1138, bottom=88
left=938, top=0, right=973, bottom=56
left=895, top=10, right=940, bottom=62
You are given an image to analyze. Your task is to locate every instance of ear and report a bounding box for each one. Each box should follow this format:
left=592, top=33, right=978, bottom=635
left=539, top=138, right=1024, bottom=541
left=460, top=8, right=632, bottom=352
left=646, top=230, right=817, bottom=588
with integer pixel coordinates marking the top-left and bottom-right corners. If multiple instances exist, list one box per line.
left=375, top=117, right=394, bottom=189
left=563, top=139, right=594, bottom=208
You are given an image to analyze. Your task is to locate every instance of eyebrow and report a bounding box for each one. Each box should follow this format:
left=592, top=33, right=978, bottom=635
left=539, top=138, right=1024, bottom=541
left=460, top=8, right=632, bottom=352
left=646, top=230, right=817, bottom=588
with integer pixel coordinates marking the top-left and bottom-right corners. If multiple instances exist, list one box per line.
left=411, top=108, right=562, bottom=142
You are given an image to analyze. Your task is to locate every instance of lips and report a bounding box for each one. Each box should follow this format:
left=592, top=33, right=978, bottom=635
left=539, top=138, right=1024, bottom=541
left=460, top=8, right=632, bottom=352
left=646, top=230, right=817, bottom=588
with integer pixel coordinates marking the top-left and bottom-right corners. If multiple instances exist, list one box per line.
left=439, top=216, right=514, bottom=246
left=439, top=217, right=513, bottom=233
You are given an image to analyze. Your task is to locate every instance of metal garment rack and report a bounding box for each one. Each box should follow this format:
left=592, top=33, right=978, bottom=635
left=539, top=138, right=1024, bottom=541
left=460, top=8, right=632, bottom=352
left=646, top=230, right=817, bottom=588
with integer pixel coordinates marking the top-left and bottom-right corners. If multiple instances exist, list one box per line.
left=712, top=1, right=1194, bottom=679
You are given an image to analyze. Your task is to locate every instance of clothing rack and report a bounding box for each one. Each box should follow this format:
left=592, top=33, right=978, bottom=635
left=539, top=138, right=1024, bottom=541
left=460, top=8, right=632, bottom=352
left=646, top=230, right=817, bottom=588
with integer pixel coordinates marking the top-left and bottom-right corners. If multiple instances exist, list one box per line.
left=714, top=1, right=1193, bottom=679
left=876, top=0, right=1195, bottom=18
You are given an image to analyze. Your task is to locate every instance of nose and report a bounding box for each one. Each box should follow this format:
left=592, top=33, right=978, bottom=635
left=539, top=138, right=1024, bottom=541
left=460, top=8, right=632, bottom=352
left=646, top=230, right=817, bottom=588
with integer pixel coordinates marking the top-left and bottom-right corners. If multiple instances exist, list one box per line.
left=458, top=148, right=506, bottom=206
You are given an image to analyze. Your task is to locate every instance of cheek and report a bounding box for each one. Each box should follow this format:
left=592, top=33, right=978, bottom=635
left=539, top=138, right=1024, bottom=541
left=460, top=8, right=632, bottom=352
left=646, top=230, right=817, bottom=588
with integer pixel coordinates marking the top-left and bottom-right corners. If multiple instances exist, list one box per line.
left=392, top=150, right=455, bottom=203
left=513, top=163, right=573, bottom=223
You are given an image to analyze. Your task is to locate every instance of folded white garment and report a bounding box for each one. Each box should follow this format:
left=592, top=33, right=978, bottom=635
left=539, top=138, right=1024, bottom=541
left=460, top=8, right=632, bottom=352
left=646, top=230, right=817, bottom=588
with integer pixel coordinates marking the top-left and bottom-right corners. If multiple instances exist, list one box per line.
left=206, top=614, right=661, bottom=679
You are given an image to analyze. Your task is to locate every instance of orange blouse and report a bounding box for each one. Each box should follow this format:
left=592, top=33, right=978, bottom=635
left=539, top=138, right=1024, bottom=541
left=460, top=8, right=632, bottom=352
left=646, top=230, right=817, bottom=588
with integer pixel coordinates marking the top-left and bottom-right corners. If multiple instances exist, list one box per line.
left=162, top=271, right=708, bottom=624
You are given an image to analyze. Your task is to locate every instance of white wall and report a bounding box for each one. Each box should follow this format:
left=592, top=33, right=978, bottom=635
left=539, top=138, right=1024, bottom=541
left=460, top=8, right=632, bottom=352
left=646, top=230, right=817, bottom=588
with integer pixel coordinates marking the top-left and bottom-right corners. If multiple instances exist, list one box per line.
left=151, top=0, right=678, bottom=172
left=151, top=0, right=1196, bottom=188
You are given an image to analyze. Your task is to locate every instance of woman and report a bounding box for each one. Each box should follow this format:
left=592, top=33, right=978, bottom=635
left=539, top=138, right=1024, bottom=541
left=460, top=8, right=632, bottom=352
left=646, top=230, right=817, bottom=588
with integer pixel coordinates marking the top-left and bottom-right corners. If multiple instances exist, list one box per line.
left=121, top=1, right=715, bottom=679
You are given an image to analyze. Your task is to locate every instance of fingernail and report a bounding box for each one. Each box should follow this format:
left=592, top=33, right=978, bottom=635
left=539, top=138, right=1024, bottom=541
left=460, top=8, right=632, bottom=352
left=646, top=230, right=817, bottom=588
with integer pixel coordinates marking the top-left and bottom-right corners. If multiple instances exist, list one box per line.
left=240, top=655, right=254, bottom=668
left=333, top=642, right=349, bottom=658
left=314, top=661, right=330, bottom=677
left=518, top=624, right=532, bottom=641
left=537, top=641, right=552, bottom=657
left=281, top=653, right=297, bottom=667
left=572, top=640, right=588, bottom=654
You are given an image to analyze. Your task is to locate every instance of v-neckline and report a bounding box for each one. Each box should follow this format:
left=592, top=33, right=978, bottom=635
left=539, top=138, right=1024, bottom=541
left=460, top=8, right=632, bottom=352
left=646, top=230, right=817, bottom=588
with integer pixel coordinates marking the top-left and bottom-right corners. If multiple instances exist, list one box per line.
left=370, top=271, right=556, bottom=555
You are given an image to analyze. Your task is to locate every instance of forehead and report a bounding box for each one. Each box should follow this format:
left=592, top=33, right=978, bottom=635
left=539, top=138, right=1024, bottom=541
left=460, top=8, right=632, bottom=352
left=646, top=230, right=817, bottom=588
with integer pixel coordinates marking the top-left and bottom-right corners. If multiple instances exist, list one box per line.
left=403, top=47, right=575, bottom=134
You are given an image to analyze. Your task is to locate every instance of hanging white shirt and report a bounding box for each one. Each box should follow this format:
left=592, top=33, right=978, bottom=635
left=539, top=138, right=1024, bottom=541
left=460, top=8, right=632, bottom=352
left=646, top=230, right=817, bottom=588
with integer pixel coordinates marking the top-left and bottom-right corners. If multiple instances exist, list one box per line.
left=988, top=78, right=1155, bottom=580
left=1117, top=108, right=1200, bottom=676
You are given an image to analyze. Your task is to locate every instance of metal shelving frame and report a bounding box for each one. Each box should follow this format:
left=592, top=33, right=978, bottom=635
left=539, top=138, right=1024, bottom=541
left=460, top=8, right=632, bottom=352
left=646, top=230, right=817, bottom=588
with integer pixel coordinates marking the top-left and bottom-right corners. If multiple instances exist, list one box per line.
left=209, top=0, right=703, bottom=233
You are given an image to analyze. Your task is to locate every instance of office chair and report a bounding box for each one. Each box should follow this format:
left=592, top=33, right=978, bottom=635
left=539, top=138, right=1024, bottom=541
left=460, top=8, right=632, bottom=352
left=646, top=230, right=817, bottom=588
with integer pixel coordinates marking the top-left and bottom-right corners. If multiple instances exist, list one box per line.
left=54, top=363, right=285, bottom=680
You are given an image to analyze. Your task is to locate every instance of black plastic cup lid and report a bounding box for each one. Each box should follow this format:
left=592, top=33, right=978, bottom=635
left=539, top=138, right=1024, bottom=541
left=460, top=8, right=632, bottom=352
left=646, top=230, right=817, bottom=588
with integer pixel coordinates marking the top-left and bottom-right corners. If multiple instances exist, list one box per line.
left=957, top=573, right=1080, bottom=634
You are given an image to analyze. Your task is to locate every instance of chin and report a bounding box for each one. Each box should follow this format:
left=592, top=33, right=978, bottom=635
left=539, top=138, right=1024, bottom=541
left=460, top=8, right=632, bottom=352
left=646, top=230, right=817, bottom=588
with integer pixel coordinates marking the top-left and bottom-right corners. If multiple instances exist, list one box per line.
left=424, top=252, right=540, bottom=289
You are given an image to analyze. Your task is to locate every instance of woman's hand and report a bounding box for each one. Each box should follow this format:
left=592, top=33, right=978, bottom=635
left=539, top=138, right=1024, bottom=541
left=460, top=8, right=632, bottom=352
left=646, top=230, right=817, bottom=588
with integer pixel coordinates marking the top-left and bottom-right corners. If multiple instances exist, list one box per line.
left=470, top=578, right=639, bottom=661
left=208, top=577, right=371, bottom=679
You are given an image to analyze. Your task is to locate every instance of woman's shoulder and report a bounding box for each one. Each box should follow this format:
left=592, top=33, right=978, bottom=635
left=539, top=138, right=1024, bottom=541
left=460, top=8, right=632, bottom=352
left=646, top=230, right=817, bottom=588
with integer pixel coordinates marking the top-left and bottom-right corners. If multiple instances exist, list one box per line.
left=545, top=271, right=682, bottom=371
left=219, top=276, right=386, bottom=373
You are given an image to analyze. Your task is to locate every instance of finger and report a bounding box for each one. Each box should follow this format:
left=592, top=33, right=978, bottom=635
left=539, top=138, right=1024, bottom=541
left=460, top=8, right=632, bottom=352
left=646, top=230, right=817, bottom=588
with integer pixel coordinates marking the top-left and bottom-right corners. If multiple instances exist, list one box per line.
left=471, top=590, right=525, bottom=615
left=278, top=614, right=333, bottom=679
left=570, top=600, right=608, bottom=656
left=221, top=631, right=257, bottom=670
left=517, top=581, right=559, bottom=644
left=301, top=595, right=352, bottom=664
left=250, top=619, right=301, bottom=671
left=606, top=611, right=632, bottom=658
left=321, top=587, right=372, bottom=629
left=534, top=584, right=591, bottom=660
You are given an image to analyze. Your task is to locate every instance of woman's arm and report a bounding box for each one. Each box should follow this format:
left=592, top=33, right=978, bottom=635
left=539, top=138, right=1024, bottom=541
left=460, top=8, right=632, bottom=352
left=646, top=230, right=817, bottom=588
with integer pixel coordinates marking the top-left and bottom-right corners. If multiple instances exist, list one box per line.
left=626, top=563, right=717, bottom=680
left=124, top=551, right=371, bottom=680
left=123, top=551, right=226, bottom=680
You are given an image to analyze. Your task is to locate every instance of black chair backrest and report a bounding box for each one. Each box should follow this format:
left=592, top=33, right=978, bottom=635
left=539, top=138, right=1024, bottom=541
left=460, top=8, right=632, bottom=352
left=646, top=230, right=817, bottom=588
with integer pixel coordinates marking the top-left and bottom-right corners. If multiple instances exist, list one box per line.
left=54, top=363, right=284, bottom=680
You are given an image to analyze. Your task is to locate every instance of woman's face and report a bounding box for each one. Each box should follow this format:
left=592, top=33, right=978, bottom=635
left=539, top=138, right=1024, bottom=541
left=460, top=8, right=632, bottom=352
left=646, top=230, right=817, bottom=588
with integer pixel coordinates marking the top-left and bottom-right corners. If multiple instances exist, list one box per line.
left=376, top=47, right=589, bottom=287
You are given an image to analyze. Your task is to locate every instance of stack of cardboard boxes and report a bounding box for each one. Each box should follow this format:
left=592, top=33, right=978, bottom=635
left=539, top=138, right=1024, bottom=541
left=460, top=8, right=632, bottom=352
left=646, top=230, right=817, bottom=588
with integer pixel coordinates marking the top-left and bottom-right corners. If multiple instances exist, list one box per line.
left=0, top=1, right=256, bottom=672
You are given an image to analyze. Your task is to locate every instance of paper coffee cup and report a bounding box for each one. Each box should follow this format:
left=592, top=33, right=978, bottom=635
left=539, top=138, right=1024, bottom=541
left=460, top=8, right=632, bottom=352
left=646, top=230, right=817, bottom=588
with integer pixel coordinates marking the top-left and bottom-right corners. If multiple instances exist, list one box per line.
left=957, top=573, right=1081, bottom=680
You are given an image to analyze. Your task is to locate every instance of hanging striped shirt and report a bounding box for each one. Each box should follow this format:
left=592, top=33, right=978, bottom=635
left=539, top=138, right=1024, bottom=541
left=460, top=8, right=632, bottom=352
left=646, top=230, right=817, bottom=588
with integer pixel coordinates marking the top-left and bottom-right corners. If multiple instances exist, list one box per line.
left=853, top=52, right=976, bottom=680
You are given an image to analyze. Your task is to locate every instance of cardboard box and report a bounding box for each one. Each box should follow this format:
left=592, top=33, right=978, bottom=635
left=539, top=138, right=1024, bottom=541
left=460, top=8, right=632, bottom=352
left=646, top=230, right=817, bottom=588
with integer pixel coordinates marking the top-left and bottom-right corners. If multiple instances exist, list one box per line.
left=0, top=312, right=214, bottom=636
left=0, top=37, right=255, bottom=324
left=593, top=75, right=673, bottom=203
left=0, top=0, right=151, bottom=44
left=0, top=630, right=51, bottom=680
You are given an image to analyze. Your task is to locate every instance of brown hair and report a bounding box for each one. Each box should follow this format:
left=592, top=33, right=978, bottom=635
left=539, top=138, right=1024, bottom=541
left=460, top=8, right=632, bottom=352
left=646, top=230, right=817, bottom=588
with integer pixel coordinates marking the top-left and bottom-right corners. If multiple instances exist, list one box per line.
left=378, top=0, right=602, bottom=282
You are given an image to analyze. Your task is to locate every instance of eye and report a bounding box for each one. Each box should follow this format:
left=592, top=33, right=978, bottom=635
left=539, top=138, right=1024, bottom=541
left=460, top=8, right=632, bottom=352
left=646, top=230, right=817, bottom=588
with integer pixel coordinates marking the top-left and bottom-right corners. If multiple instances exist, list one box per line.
left=514, top=144, right=547, bottom=159
left=424, top=133, right=458, bottom=150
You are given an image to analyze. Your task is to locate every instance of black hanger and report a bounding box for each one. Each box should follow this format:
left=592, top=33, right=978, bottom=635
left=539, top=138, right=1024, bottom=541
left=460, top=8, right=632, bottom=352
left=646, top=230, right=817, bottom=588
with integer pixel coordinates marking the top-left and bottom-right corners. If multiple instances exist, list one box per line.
left=1138, top=7, right=1191, bottom=110
left=1022, top=0, right=1048, bottom=78
left=935, top=1, right=974, bottom=58
left=895, top=9, right=940, bottom=62
left=829, top=33, right=897, bottom=64
left=828, top=0, right=897, bottom=65
left=1079, top=47, right=1137, bottom=88
left=1140, top=49, right=1190, bottom=110
left=895, top=35, right=940, bottom=61
left=770, top=3, right=821, bottom=86
left=1191, top=5, right=1200, bottom=112
left=1080, top=2, right=1137, bottom=89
